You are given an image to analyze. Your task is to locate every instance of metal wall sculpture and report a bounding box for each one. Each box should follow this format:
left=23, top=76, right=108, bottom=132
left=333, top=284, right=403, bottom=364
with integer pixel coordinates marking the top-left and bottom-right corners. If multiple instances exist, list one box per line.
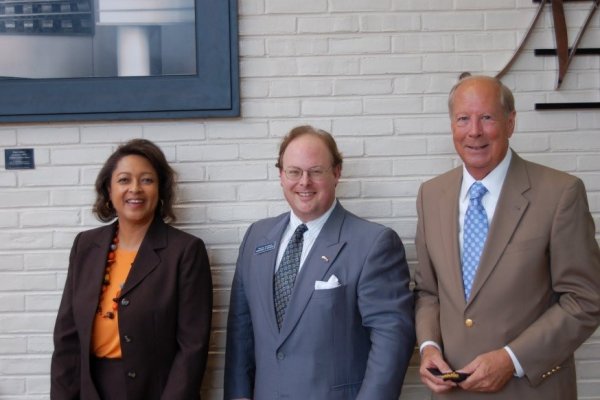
left=497, top=0, right=599, bottom=93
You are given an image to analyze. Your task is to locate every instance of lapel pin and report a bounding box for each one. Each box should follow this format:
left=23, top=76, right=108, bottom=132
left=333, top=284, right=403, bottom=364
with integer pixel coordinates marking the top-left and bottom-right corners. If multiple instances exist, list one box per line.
left=321, top=256, right=329, bottom=262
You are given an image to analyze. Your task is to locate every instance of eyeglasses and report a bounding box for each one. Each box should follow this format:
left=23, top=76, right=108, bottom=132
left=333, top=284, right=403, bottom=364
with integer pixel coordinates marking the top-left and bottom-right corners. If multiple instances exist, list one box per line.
left=283, top=167, right=332, bottom=182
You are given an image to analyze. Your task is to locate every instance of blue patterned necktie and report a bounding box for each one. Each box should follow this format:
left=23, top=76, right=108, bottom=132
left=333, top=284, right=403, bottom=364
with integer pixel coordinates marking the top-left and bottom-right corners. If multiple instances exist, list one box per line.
left=274, top=224, right=308, bottom=329
left=462, top=182, right=488, bottom=300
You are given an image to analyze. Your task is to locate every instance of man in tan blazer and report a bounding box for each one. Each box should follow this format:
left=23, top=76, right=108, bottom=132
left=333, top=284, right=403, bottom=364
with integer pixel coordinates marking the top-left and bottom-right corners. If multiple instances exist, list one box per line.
left=414, top=74, right=600, bottom=399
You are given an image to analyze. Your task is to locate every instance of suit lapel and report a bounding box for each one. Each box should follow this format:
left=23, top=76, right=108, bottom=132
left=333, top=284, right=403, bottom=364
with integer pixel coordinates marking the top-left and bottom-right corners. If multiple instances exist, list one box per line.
left=78, top=223, right=117, bottom=349
left=255, top=215, right=289, bottom=336
left=468, top=153, right=530, bottom=305
left=438, top=168, right=467, bottom=307
left=120, top=218, right=164, bottom=297
left=278, top=203, right=346, bottom=344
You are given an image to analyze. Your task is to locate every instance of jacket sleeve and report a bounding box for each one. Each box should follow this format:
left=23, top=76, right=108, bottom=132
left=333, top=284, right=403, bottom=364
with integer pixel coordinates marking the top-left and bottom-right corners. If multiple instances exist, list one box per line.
left=51, top=233, right=83, bottom=400
left=413, top=183, right=443, bottom=348
left=356, top=227, right=416, bottom=400
left=508, top=178, right=600, bottom=386
left=223, top=225, right=256, bottom=399
left=160, top=237, right=213, bottom=400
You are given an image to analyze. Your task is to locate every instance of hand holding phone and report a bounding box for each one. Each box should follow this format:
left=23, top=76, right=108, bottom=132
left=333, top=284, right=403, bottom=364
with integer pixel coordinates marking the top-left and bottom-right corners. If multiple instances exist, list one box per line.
left=427, top=368, right=470, bottom=383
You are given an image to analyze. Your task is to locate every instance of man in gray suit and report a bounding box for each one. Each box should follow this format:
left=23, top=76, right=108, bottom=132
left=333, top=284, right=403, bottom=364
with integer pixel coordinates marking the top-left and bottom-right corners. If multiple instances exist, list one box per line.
left=415, top=75, right=600, bottom=399
left=224, top=125, right=415, bottom=400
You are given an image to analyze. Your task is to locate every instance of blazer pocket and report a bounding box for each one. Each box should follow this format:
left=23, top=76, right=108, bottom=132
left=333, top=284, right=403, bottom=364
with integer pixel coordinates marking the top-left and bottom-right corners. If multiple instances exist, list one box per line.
left=503, top=236, right=547, bottom=255
left=331, top=379, right=363, bottom=391
left=311, top=283, right=345, bottom=299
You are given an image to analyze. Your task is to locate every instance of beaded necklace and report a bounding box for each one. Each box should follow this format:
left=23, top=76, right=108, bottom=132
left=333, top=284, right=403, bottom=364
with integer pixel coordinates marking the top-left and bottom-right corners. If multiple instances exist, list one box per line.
left=96, top=225, right=123, bottom=320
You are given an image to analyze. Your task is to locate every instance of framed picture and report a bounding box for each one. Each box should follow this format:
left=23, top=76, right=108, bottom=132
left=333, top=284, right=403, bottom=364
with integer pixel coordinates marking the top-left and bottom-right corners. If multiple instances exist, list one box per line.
left=0, top=0, right=239, bottom=122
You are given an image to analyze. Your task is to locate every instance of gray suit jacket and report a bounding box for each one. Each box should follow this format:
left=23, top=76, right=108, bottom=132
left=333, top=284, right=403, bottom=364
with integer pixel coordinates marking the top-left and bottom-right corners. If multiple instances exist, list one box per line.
left=415, top=151, right=600, bottom=399
left=224, top=202, right=415, bottom=400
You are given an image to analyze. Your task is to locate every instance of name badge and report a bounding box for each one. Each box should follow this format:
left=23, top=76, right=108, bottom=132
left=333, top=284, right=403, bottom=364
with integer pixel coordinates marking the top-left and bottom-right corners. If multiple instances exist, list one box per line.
left=255, top=242, right=276, bottom=254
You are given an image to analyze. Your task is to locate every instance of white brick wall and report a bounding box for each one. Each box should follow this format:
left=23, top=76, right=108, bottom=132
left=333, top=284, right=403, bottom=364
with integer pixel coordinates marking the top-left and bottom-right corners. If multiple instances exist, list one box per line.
left=1, top=1, right=599, bottom=399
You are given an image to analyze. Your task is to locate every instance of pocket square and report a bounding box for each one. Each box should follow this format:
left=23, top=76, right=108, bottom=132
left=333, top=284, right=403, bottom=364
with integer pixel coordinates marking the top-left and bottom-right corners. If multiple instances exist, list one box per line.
left=315, top=274, right=341, bottom=290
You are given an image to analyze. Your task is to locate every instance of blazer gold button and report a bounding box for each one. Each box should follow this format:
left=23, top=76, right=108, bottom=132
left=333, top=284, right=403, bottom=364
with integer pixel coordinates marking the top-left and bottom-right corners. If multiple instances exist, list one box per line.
left=465, top=319, right=474, bottom=327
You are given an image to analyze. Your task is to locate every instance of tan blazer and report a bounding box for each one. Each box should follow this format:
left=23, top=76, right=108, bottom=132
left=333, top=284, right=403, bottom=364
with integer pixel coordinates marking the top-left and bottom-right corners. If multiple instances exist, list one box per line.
left=51, top=217, right=212, bottom=400
left=415, top=151, right=600, bottom=399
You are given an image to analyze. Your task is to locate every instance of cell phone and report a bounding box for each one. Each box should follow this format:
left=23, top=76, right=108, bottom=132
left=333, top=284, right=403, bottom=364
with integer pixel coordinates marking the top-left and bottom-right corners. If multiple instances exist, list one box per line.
left=427, top=367, right=470, bottom=383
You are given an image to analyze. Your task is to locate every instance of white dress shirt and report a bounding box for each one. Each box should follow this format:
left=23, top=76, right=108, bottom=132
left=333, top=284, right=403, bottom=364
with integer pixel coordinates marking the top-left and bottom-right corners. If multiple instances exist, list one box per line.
left=458, top=149, right=512, bottom=255
left=275, top=200, right=337, bottom=273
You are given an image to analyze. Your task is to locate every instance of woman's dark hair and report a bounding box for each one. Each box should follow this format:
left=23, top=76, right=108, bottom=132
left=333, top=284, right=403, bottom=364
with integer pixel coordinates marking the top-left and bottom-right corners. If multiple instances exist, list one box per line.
left=93, top=139, right=177, bottom=222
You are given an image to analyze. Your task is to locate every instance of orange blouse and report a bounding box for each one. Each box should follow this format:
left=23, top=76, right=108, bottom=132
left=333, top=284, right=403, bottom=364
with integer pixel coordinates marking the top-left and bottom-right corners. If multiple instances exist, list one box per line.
left=91, top=248, right=136, bottom=358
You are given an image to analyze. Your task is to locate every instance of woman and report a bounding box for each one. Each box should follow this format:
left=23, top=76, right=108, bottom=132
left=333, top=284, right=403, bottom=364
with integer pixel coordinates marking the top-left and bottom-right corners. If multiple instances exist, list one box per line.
left=51, top=139, right=212, bottom=400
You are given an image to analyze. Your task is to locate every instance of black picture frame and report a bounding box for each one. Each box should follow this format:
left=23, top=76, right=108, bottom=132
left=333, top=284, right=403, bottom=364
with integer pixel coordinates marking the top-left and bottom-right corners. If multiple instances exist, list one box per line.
left=0, top=0, right=239, bottom=122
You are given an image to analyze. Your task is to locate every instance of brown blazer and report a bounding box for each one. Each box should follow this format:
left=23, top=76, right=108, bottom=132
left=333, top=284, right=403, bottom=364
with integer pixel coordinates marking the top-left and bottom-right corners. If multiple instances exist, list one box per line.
left=51, top=217, right=212, bottom=400
left=415, top=151, right=600, bottom=399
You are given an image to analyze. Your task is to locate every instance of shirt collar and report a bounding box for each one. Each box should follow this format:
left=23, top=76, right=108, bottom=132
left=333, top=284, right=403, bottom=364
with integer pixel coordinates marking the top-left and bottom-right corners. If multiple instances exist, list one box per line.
left=461, top=149, right=512, bottom=201
left=289, top=199, right=337, bottom=232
